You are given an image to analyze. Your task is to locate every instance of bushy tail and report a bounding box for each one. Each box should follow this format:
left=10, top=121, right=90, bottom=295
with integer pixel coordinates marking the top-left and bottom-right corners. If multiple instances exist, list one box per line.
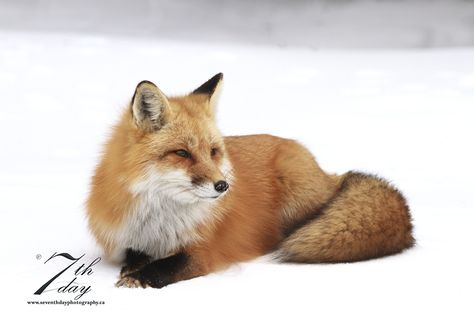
left=276, top=172, right=414, bottom=263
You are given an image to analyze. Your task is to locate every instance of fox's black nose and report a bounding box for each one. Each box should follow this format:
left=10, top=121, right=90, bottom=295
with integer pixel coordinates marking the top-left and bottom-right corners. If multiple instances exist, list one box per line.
left=214, top=180, right=229, bottom=193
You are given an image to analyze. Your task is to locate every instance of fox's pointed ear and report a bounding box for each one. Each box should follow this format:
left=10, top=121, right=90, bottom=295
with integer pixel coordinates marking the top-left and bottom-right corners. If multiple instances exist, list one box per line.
left=131, top=80, right=170, bottom=131
left=192, top=73, right=223, bottom=112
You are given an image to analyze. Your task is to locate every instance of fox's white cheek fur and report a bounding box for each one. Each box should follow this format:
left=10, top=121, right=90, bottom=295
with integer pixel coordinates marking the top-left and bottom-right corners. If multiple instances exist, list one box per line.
left=111, top=166, right=216, bottom=260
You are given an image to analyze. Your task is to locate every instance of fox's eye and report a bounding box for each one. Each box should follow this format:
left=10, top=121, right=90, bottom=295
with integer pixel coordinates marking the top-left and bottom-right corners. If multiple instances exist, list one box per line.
left=175, top=150, right=191, bottom=158
left=211, top=148, right=218, bottom=157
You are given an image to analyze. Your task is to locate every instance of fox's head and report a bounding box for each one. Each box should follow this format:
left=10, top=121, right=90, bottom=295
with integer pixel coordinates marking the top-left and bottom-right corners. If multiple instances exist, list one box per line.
left=121, top=73, right=232, bottom=204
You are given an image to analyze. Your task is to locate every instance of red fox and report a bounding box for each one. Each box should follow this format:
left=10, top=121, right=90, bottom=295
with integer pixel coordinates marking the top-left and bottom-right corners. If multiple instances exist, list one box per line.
left=86, top=73, right=414, bottom=288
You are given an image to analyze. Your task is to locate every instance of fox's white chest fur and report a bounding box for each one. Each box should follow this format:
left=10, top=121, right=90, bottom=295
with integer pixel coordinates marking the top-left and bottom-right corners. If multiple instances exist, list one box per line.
left=110, top=168, right=217, bottom=261
left=120, top=195, right=211, bottom=259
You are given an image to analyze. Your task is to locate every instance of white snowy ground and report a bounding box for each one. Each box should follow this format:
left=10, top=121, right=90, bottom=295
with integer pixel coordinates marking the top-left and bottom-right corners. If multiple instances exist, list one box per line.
left=0, top=30, right=473, bottom=314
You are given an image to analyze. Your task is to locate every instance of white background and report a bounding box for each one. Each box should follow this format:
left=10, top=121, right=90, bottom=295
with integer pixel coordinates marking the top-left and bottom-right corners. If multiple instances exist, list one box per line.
left=0, top=1, right=473, bottom=314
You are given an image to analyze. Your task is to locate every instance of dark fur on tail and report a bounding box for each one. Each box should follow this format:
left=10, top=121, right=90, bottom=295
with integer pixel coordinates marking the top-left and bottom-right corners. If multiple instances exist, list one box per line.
left=276, top=172, right=414, bottom=263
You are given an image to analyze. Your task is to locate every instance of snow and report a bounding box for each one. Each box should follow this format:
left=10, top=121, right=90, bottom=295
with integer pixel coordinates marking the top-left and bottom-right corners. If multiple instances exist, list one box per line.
left=1, top=29, right=473, bottom=314
left=1, top=0, right=474, bottom=49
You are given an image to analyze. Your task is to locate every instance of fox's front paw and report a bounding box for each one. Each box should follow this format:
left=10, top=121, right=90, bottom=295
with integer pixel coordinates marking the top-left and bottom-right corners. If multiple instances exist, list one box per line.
left=115, top=273, right=149, bottom=289
left=116, top=253, right=188, bottom=289
left=117, top=267, right=171, bottom=289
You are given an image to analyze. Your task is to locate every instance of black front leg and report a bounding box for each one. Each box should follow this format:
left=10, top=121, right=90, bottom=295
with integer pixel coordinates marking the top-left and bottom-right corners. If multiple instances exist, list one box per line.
left=120, top=248, right=152, bottom=277
left=117, top=252, right=189, bottom=289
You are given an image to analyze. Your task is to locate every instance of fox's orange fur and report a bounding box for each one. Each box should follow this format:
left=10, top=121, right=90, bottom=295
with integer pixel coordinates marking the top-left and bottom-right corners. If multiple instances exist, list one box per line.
left=86, top=73, right=414, bottom=288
